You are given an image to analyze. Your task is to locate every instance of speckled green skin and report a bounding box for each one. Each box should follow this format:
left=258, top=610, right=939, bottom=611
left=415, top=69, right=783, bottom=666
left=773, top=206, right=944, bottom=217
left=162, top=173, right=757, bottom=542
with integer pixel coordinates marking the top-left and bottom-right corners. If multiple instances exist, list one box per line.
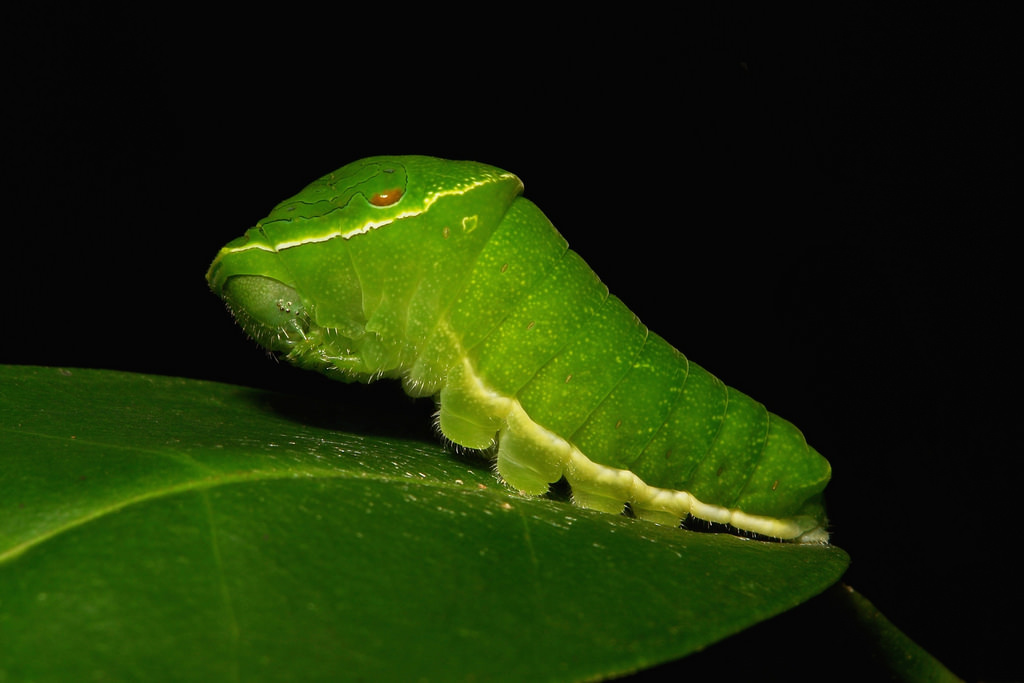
left=207, top=156, right=830, bottom=539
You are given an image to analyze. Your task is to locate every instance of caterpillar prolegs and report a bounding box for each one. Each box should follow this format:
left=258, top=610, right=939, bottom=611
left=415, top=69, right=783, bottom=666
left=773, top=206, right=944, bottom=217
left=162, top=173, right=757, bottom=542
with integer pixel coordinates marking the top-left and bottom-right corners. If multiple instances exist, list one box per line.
left=206, top=156, right=831, bottom=542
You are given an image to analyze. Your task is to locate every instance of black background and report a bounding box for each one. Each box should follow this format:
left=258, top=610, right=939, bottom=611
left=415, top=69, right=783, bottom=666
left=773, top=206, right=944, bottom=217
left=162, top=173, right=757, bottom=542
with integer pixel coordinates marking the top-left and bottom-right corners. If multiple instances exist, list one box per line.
left=5, top=5, right=1019, bottom=681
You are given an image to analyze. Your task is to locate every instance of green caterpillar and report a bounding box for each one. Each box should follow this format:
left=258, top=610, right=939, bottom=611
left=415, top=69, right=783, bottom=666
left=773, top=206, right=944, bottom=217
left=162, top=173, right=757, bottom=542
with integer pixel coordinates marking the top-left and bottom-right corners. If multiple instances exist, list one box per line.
left=206, top=155, right=831, bottom=542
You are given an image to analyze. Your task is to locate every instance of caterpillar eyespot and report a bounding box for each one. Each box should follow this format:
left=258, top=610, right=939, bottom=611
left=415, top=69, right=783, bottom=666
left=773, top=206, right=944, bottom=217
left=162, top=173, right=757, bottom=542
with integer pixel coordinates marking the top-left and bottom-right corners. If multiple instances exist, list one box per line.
left=207, top=155, right=831, bottom=543
left=369, top=187, right=403, bottom=206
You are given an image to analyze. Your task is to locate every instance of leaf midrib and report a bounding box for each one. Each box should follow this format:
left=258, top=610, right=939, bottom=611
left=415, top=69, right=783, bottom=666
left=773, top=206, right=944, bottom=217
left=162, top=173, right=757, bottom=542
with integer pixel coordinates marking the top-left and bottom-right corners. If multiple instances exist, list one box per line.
left=0, top=446, right=499, bottom=565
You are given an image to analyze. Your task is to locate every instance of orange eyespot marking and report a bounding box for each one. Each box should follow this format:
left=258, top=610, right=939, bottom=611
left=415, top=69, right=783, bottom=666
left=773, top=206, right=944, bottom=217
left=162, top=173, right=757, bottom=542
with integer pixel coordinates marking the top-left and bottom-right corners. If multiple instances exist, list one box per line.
left=369, top=187, right=403, bottom=207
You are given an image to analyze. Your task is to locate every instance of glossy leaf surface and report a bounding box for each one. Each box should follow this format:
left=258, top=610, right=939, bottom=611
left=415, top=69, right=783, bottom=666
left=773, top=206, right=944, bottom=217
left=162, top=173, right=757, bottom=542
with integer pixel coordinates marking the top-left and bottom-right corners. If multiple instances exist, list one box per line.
left=0, top=366, right=849, bottom=681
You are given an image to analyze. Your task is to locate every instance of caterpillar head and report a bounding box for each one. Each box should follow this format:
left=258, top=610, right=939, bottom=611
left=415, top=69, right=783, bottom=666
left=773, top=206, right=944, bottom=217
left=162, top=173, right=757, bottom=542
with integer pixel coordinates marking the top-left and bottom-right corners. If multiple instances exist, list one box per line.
left=207, top=156, right=523, bottom=380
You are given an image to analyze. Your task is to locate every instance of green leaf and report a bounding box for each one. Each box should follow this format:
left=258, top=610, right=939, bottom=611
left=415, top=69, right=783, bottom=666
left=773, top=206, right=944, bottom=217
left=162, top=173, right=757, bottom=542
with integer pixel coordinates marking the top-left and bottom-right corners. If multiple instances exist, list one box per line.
left=1, top=366, right=849, bottom=681
left=830, top=584, right=964, bottom=683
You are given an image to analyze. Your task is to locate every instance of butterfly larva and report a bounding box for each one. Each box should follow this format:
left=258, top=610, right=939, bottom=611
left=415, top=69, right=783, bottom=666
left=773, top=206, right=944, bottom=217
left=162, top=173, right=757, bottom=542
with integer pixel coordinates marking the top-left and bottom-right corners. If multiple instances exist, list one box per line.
left=207, top=156, right=831, bottom=542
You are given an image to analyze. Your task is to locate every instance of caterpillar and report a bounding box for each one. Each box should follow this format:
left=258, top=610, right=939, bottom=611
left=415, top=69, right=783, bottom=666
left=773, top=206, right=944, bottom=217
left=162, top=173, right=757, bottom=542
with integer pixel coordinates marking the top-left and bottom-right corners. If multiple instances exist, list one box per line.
left=206, top=156, right=830, bottom=542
